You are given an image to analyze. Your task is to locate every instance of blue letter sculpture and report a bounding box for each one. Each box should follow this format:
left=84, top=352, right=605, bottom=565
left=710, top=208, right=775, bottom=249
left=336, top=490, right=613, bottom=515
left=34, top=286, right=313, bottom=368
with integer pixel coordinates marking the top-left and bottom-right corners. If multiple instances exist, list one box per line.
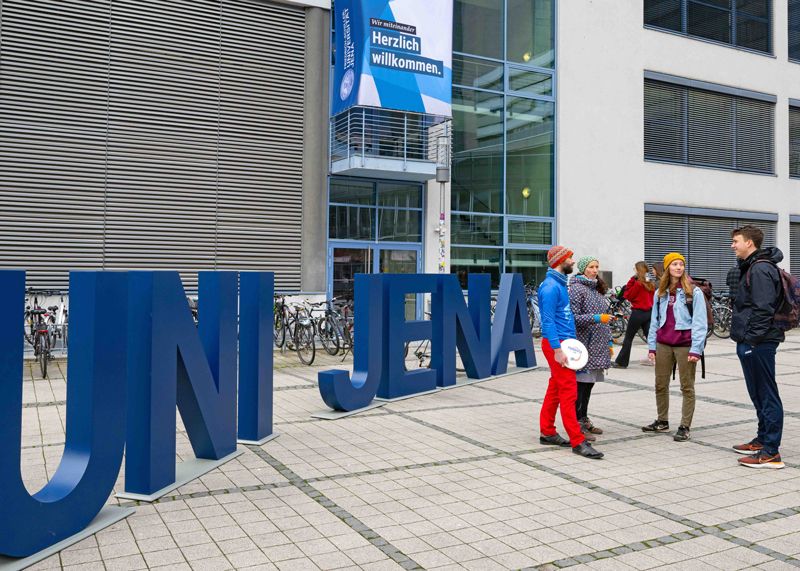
left=431, top=274, right=491, bottom=387
left=318, top=274, right=385, bottom=411
left=490, top=273, right=536, bottom=375
left=319, top=272, right=537, bottom=412
left=238, top=272, right=275, bottom=443
left=125, top=271, right=238, bottom=495
left=0, top=271, right=128, bottom=557
left=378, top=274, right=440, bottom=399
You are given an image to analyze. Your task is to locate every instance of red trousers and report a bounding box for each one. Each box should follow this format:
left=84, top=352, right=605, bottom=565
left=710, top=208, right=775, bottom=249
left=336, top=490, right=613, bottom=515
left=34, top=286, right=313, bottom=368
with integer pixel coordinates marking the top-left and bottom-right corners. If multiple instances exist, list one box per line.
left=540, top=339, right=585, bottom=447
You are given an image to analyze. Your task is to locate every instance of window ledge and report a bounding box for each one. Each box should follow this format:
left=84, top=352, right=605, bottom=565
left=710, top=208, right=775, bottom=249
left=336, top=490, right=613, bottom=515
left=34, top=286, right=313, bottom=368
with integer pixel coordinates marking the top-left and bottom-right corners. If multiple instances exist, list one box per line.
left=643, top=25, right=775, bottom=59
left=644, top=158, right=777, bottom=178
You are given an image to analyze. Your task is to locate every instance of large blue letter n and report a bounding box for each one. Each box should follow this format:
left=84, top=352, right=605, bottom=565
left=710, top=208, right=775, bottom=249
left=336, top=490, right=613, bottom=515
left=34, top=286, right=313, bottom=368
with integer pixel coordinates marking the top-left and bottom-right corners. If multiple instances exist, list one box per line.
left=0, top=271, right=128, bottom=557
left=125, top=271, right=238, bottom=496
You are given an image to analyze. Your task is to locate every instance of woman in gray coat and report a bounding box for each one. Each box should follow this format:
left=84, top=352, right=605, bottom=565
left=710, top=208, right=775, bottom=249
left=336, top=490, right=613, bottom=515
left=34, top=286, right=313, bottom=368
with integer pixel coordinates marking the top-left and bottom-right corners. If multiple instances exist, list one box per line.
left=568, top=256, right=615, bottom=439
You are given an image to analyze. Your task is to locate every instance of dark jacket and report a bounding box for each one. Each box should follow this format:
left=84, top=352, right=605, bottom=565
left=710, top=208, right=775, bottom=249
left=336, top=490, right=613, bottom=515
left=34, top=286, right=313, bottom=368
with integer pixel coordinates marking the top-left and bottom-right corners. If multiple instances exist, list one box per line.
left=731, top=247, right=785, bottom=346
left=726, top=266, right=740, bottom=301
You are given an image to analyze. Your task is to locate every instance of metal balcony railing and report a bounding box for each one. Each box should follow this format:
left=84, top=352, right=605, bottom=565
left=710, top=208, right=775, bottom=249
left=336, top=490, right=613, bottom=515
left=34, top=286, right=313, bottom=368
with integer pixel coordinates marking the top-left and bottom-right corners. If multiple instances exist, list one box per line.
left=330, top=107, right=437, bottom=164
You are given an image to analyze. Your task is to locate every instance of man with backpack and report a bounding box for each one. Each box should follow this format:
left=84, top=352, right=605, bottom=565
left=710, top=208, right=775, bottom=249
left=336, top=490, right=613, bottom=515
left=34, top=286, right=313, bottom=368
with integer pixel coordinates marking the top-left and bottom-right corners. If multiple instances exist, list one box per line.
left=730, top=225, right=789, bottom=469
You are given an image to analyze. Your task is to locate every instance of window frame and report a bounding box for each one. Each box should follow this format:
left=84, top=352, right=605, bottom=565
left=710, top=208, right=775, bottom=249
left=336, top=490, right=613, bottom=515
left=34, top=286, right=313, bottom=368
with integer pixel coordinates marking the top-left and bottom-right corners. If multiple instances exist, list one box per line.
left=644, top=0, right=774, bottom=57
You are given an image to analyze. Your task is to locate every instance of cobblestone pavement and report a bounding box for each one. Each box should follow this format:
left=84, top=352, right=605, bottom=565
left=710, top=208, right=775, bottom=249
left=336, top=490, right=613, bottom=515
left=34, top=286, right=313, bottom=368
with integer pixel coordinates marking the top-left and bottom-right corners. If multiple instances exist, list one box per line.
left=16, top=332, right=800, bottom=570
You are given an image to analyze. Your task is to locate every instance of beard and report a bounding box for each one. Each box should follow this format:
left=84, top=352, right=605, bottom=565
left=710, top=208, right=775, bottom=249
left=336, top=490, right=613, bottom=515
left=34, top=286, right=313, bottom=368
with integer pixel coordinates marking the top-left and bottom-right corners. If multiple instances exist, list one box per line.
left=562, top=261, right=575, bottom=274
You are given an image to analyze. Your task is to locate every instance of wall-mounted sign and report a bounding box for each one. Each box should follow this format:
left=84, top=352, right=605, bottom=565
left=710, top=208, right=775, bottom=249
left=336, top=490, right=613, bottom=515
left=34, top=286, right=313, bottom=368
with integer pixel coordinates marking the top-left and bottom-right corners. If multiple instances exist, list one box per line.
left=332, top=0, right=452, bottom=116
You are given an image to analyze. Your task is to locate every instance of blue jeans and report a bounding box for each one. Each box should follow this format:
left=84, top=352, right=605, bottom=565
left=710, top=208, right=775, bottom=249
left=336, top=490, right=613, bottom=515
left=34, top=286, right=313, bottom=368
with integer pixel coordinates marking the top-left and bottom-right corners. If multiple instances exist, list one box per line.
left=737, top=342, right=782, bottom=455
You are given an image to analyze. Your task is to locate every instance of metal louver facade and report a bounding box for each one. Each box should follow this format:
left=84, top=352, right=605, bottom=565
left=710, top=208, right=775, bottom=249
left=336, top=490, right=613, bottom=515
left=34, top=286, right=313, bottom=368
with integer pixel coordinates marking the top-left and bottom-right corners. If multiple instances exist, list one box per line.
left=644, top=77, right=775, bottom=175
left=792, top=221, right=800, bottom=278
left=791, top=0, right=800, bottom=62
left=0, top=0, right=306, bottom=291
left=644, top=207, right=777, bottom=292
left=791, top=105, right=800, bottom=178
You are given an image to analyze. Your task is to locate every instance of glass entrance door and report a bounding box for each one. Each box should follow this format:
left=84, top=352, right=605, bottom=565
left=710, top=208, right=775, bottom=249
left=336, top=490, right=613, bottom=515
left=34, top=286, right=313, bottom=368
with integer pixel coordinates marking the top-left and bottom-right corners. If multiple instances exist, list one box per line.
left=329, top=244, right=422, bottom=318
left=379, top=248, right=418, bottom=320
left=331, top=247, right=372, bottom=301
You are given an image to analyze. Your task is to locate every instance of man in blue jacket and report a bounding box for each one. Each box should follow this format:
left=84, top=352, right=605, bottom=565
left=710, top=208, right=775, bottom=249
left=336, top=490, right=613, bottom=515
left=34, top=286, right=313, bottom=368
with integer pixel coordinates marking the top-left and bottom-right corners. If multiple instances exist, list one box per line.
left=538, top=245, right=603, bottom=459
left=730, top=225, right=786, bottom=469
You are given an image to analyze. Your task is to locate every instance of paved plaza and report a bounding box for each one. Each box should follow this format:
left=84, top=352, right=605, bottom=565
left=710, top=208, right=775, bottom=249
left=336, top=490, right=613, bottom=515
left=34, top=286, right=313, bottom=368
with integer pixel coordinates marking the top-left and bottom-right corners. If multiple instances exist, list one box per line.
left=15, top=332, right=800, bottom=570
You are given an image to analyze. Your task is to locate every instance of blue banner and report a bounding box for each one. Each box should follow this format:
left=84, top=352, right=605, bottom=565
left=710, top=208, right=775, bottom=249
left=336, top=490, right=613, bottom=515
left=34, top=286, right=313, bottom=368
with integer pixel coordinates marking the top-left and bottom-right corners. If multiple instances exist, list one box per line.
left=332, top=0, right=452, bottom=116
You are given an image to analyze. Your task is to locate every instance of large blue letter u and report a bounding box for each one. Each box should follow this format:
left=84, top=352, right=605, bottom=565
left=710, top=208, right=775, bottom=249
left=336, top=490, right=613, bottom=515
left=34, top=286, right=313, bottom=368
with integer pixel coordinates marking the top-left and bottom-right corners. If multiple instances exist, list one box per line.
left=0, top=271, right=128, bottom=557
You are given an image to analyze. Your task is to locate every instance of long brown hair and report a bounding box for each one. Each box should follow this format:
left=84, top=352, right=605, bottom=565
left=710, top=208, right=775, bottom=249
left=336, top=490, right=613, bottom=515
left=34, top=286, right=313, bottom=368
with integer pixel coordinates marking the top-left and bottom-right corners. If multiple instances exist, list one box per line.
left=635, top=261, right=655, bottom=292
left=657, top=265, right=693, bottom=300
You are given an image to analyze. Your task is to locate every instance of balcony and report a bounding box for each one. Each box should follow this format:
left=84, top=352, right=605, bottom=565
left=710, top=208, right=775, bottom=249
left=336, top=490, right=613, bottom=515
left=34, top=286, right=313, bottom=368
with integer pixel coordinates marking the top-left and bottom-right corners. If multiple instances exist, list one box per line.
left=330, top=107, right=449, bottom=182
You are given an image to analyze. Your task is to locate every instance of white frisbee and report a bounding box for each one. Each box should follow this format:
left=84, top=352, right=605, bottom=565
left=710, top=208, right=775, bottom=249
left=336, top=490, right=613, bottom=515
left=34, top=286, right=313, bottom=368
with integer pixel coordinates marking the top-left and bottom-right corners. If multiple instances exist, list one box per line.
left=560, top=338, right=589, bottom=370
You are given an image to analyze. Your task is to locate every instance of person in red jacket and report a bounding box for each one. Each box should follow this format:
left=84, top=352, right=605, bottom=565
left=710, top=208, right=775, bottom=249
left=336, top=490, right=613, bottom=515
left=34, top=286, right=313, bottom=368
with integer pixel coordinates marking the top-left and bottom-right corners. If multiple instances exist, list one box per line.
left=612, top=261, right=655, bottom=368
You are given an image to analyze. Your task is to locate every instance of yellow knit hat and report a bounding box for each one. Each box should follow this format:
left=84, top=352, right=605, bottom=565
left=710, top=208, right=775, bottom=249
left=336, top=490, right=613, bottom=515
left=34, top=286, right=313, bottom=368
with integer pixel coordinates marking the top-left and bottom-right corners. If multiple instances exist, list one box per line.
left=663, top=252, right=686, bottom=269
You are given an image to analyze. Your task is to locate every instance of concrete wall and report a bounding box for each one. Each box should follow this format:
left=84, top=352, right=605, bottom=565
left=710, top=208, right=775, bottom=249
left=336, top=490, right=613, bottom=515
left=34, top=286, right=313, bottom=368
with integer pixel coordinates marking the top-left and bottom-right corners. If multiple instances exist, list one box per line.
left=557, top=0, right=800, bottom=285
left=301, top=7, right=331, bottom=293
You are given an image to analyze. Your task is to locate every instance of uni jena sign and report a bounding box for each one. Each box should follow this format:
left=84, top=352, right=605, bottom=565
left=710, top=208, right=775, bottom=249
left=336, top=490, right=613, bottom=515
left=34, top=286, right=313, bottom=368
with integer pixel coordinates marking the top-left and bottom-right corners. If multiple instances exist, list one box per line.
left=332, top=0, right=452, bottom=116
left=0, top=270, right=533, bottom=561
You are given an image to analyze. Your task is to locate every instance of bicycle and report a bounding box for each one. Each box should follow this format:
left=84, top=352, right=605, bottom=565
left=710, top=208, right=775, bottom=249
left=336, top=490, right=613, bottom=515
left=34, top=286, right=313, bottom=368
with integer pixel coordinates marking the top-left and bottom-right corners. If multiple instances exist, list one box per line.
left=311, top=297, right=354, bottom=358
left=24, top=289, right=56, bottom=378
left=286, top=302, right=316, bottom=365
left=711, top=294, right=733, bottom=339
left=525, top=283, right=542, bottom=338
left=273, top=295, right=289, bottom=349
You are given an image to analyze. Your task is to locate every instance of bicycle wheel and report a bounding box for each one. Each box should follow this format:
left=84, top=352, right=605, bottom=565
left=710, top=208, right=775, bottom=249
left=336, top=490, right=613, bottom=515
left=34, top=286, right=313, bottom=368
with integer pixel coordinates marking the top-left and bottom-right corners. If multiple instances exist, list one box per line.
left=295, top=322, right=316, bottom=365
left=317, top=317, right=340, bottom=356
left=273, top=309, right=286, bottom=348
left=531, top=305, right=542, bottom=338
left=37, top=334, right=48, bottom=378
left=611, top=317, right=627, bottom=345
left=713, top=306, right=732, bottom=339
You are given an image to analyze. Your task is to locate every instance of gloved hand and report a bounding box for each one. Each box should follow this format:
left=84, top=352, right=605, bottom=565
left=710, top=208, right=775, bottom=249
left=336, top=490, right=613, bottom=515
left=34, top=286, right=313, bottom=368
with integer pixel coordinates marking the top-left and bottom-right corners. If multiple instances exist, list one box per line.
left=593, top=314, right=613, bottom=324
left=609, top=344, right=615, bottom=356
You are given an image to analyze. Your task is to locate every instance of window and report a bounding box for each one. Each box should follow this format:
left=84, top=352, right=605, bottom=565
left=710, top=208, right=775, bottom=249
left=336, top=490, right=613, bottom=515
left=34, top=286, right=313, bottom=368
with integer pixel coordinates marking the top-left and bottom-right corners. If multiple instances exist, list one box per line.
left=506, top=97, right=554, bottom=216
left=507, top=0, right=554, bottom=68
left=454, top=0, right=504, bottom=59
left=791, top=221, right=800, bottom=278
left=644, top=208, right=777, bottom=290
left=644, top=0, right=772, bottom=55
left=791, top=0, right=800, bottom=61
left=451, top=87, right=504, bottom=214
left=791, top=106, right=800, bottom=178
left=329, top=179, right=422, bottom=243
left=644, top=78, right=774, bottom=174
left=451, top=1, right=555, bottom=288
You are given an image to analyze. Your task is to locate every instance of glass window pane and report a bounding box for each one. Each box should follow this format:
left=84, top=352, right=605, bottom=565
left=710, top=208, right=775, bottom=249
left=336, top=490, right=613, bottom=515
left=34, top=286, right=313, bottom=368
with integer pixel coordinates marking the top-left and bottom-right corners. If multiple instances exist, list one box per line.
left=508, top=220, right=551, bottom=244
left=451, top=88, right=504, bottom=214
left=378, top=208, right=422, bottom=242
left=644, top=0, right=682, bottom=31
left=507, top=0, right=554, bottom=68
left=509, top=68, right=553, bottom=97
left=329, top=205, right=375, bottom=240
left=736, top=14, right=770, bottom=52
left=329, top=179, right=374, bottom=205
left=688, top=89, right=734, bottom=168
left=454, top=0, right=503, bottom=59
left=737, top=0, right=768, bottom=18
left=332, top=248, right=372, bottom=300
left=687, top=1, right=732, bottom=44
left=505, top=97, right=554, bottom=216
left=453, top=54, right=504, bottom=91
left=451, top=247, right=501, bottom=289
left=644, top=81, right=687, bottom=162
left=377, top=182, right=422, bottom=208
left=451, top=214, right=502, bottom=246
left=505, top=249, right=549, bottom=287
